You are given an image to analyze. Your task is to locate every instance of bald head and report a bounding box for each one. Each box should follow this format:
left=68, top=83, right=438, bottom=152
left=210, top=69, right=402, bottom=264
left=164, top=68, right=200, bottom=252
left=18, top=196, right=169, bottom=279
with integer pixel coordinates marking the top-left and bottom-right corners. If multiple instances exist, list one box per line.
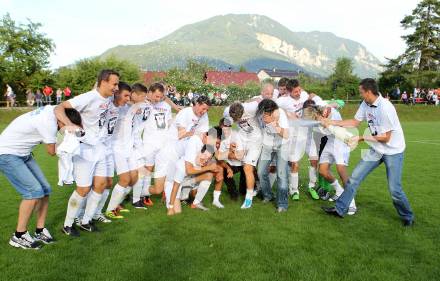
left=261, top=83, right=275, bottom=100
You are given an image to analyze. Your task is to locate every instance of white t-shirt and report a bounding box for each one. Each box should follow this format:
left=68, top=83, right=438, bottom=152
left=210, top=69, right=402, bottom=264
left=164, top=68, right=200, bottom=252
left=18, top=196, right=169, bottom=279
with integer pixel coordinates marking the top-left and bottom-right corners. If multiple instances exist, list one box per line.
left=143, top=101, right=172, bottom=145
left=0, top=105, right=57, bottom=156
left=324, top=108, right=350, bottom=153
left=183, top=135, right=204, bottom=168
left=225, top=101, right=262, bottom=142
left=172, top=107, right=209, bottom=141
left=219, top=130, right=244, bottom=166
left=67, top=89, right=113, bottom=147
left=261, top=109, right=289, bottom=147
left=354, top=96, right=405, bottom=155
left=276, top=93, right=308, bottom=137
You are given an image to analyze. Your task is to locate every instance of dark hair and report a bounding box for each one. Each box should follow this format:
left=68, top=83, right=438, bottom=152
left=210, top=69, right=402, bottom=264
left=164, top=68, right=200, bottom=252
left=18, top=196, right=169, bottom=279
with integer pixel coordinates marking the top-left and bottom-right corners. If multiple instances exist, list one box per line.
left=65, top=108, right=82, bottom=128
left=117, top=81, right=132, bottom=93
left=286, top=79, right=300, bottom=92
left=131, top=83, right=149, bottom=94
left=359, top=78, right=379, bottom=96
left=302, top=99, right=316, bottom=109
left=278, top=77, right=289, bottom=87
left=257, top=99, right=279, bottom=116
left=149, top=82, right=165, bottom=93
left=195, top=95, right=212, bottom=106
left=201, top=144, right=216, bottom=155
left=229, top=102, right=244, bottom=122
left=97, top=69, right=120, bottom=87
left=208, top=126, right=223, bottom=140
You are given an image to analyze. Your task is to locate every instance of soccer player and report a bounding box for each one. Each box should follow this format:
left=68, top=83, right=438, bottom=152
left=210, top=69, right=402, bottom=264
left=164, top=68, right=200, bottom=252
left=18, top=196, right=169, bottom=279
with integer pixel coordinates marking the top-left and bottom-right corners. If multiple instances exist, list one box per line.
left=321, top=78, right=414, bottom=226
left=105, top=83, right=149, bottom=218
left=316, top=104, right=357, bottom=215
left=146, top=96, right=211, bottom=201
left=138, top=83, right=172, bottom=207
left=256, top=99, right=290, bottom=212
left=90, top=82, right=132, bottom=222
left=57, top=69, right=120, bottom=236
left=0, top=105, right=82, bottom=249
left=226, top=100, right=262, bottom=209
left=276, top=79, right=321, bottom=201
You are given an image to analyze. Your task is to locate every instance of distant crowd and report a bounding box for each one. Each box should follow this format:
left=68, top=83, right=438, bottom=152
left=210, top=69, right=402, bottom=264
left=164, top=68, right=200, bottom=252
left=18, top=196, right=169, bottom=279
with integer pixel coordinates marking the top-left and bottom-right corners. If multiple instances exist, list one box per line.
left=3, top=84, right=72, bottom=108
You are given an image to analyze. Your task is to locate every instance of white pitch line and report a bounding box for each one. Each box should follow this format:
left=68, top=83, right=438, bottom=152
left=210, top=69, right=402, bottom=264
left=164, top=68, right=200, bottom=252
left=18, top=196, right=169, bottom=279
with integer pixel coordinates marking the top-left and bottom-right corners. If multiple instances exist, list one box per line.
left=408, top=140, right=440, bottom=145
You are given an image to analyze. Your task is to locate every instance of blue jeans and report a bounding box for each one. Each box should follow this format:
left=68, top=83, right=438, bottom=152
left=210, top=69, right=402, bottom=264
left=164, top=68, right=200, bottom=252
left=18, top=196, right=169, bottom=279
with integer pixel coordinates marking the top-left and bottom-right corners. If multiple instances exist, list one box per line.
left=0, top=154, right=51, bottom=199
left=335, top=149, right=414, bottom=221
left=257, top=144, right=289, bottom=209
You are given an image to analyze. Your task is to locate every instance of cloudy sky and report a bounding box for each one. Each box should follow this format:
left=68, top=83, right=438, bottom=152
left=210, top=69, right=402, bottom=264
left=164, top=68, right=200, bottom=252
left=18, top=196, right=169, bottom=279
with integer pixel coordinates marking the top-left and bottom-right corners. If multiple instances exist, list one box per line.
left=1, top=0, right=421, bottom=68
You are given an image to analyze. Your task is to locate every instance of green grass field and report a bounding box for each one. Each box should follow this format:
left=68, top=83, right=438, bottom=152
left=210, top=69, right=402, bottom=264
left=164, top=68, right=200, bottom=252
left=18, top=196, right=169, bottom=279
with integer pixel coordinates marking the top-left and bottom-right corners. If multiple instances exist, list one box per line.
left=0, top=105, right=439, bottom=281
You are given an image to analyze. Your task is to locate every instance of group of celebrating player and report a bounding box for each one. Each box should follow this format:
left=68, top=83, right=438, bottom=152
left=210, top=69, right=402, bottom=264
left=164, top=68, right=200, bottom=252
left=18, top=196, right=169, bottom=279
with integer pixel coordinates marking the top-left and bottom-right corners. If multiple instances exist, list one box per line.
left=0, top=69, right=414, bottom=250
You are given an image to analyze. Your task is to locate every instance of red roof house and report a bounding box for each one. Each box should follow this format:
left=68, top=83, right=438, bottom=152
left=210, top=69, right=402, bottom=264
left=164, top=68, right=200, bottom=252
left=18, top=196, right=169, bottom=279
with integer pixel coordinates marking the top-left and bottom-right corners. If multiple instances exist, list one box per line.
left=204, top=71, right=259, bottom=86
left=143, top=71, right=167, bottom=85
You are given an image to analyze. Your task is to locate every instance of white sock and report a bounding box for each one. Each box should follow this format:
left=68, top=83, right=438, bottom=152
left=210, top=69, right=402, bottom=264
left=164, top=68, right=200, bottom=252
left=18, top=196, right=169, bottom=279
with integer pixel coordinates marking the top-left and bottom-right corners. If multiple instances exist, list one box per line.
left=193, top=180, right=210, bottom=205
left=107, top=184, right=126, bottom=212
left=64, top=191, right=86, bottom=227
left=269, top=172, right=277, bottom=188
left=308, top=166, right=317, bottom=188
left=141, top=175, right=151, bottom=196
left=245, top=189, right=253, bottom=200
left=289, top=172, right=299, bottom=194
left=94, top=189, right=110, bottom=216
left=76, top=192, right=90, bottom=220
left=124, top=185, right=132, bottom=196
left=81, top=191, right=103, bottom=225
left=164, top=181, right=173, bottom=208
left=132, top=179, right=142, bottom=203
left=331, top=180, right=344, bottom=196
left=213, top=190, right=221, bottom=203
left=349, top=198, right=357, bottom=209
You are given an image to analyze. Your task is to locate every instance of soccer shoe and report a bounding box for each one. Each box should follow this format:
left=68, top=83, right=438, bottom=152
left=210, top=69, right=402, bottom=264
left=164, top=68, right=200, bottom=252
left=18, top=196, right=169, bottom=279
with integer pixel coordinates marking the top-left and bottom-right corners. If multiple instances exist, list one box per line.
left=34, top=228, right=55, bottom=244
left=9, top=232, right=41, bottom=250
left=93, top=214, right=112, bottom=223
left=328, top=194, right=340, bottom=202
left=74, top=217, right=81, bottom=227
left=191, top=203, right=209, bottom=211
left=347, top=207, right=357, bottom=216
left=143, top=196, right=154, bottom=207
left=79, top=221, right=98, bottom=232
left=212, top=201, right=225, bottom=209
left=116, top=204, right=130, bottom=213
left=61, top=225, right=80, bottom=237
left=321, top=206, right=343, bottom=218
left=105, top=210, right=124, bottom=219
left=240, top=198, right=253, bottom=209
left=132, top=200, right=147, bottom=210
left=308, top=188, right=319, bottom=200
left=277, top=207, right=288, bottom=213
left=403, top=220, right=414, bottom=227
left=291, top=192, right=299, bottom=201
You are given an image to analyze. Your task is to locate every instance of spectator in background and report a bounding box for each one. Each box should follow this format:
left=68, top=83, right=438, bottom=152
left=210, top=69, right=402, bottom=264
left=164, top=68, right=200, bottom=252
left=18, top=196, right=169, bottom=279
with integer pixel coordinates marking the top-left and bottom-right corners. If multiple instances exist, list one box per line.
left=43, top=85, right=53, bottom=104
left=432, top=92, right=438, bottom=106
left=56, top=88, right=63, bottom=104
left=410, top=94, right=416, bottom=105
left=26, top=89, right=35, bottom=106
left=401, top=91, right=408, bottom=105
left=35, top=90, right=43, bottom=107
left=4, top=84, right=14, bottom=108
left=63, top=87, right=71, bottom=99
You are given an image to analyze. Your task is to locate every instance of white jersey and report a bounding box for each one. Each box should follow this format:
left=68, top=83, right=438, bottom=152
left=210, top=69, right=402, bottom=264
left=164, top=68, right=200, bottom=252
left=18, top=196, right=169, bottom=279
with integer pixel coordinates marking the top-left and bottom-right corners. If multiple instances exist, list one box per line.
left=324, top=108, right=350, bottom=154
left=219, top=130, right=244, bottom=167
left=142, top=100, right=172, bottom=145
left=225, top=101, right=262, bottom=142
left=171, top=107, right=209, bottom=140
left=0, top=105, right=57, bottom=156
left=183, top=135, right=204, bottom=168
left=261, top=109, right=289, bottom=147
left=67, top=89, right=114, bottom=147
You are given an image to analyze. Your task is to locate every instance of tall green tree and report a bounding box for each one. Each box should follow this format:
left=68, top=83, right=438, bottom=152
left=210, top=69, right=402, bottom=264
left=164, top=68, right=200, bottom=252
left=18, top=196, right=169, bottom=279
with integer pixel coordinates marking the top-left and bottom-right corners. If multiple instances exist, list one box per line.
left=380, top=0, right=440, bottom=91
left=0, top=13, right=55, bottom=97
left=54, top=56, right=142, bottom=95
left=327, top=57, right=360, bottom=99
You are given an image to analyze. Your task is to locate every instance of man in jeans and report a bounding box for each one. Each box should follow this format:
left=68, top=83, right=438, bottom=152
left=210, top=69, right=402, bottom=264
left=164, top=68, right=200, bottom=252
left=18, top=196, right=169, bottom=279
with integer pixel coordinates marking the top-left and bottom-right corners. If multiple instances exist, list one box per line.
left=0, top=105, right=82, bottom=249
left=321, top=78, right=414, bottom=226
left=256, top=99, right=290, bottom=212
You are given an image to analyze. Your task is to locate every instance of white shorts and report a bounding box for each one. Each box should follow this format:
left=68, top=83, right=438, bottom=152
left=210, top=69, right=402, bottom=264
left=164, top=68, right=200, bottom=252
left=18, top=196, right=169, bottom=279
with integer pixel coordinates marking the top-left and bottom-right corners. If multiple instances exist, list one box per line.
left=289, top=135, right=318, bottom=162
left=143, top=142, right=162, bottom=167
left=73, top=153, right=114, bottom=187
left=242, top=140, right=262, bottom=166
left=319, top=143, right=350, bottom=166
left=113, top=151, right=138, bottom=175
